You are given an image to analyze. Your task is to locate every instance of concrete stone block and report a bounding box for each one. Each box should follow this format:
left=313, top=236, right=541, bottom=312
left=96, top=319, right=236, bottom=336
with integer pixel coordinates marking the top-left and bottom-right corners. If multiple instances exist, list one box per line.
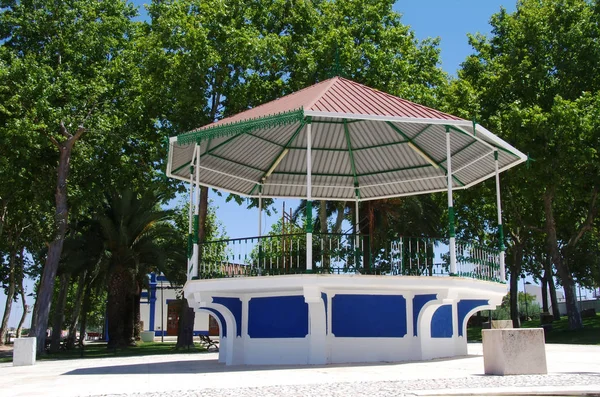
left=482, top=328, right=547, bottom=375
left=13, top=337, right=36, bottom=366
left=140, top=331, right=155, bottom=342
left=491, top=320, right=513, bottom=329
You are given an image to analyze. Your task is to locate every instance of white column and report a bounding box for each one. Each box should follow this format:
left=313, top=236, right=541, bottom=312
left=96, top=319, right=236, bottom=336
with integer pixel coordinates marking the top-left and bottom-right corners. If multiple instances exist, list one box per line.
left=187, top=161, right=195, bottom=282
left=306, top=122, right=313, bottom=271
left=494, top=151, right=506, bottom=282
left=446, top=127, right=457, bottom=275
left=304, top=286, right=326, bottom=364
left=191, top=144, right=201, bottom=279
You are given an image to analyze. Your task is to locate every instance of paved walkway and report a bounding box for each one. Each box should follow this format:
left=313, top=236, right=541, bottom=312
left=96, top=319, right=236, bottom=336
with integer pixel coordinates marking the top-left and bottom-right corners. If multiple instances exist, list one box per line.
left=1, top=344, right=599, bottom=397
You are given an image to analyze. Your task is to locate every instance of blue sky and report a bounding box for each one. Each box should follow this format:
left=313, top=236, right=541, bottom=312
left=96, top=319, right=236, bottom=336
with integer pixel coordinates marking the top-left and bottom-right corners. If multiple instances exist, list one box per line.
left=2, top=1, right=520, bottom=329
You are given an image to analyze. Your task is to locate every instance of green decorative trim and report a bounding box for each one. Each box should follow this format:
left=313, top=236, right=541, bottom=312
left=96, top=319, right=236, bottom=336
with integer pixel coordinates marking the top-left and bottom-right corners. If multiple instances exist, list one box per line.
left=448, top=207, right=456, bottom=237
left=498, top=224, right=505, bottom=251
left=193, top=215, right=199, bottom=244
left=494, top=150, right=499, bottom=161
left=306, top=201, right=313, bottom=233
left=177, top=108, right=305, bottom=144
left=472, top=118, right=477, bottom=137
left=343, top=119, right=360, bottom=198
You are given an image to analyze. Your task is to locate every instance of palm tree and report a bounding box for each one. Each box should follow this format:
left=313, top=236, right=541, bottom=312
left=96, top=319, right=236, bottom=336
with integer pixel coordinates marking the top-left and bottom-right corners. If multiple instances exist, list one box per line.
left=97, top=189, right=176, bottom=349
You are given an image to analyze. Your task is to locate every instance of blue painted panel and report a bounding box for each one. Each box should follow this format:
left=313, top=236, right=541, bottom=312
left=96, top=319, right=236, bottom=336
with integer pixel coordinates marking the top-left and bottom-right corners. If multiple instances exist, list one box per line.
left=412, top=294, right=437, bottom=336
left=201, top=308, right=227, bottom=337
left=431, top=305, right=453, bottom=338
left=331, top=294, right=407, bottom=338
left=212, top=297, right=242, bottom=337
left=141, top=291, right=148, bottom=299
left=321, top=292, right=328, bottom=335
left=248, top=296, right=308, bottom=338
left=457, top=299, right=489, bottom=336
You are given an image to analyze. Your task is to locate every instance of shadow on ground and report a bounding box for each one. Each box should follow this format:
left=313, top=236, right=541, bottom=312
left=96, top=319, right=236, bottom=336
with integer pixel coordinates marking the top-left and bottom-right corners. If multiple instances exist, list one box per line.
left=63, top=354, right=482, bottom=376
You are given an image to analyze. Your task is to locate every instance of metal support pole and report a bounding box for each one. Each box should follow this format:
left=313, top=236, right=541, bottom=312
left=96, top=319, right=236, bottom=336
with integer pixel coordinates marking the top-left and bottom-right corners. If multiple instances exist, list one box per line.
left=446, top=126, right=457, bottom=275
left=258, top=187, right=263, bottom=271
left=494, top=151, right=506, bottom=282
left=191, top=144, right=201, bottom=279
left=187, top=162, right=195, bottom=282
left=306, top=121, right=313, bottom=271
left=354, top=199, right=360, bottom=248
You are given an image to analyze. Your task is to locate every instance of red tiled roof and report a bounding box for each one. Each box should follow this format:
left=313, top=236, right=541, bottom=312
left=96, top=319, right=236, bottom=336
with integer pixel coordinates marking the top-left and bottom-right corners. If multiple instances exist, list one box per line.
left=197, top=77, right=462, bottom=131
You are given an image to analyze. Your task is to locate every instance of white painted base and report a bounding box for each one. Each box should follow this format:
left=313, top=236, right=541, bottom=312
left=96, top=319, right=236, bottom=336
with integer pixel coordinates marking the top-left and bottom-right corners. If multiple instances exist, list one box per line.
left=185, top=274, right=506, bottom=365
left=140, top=331, right=155, bottom=342
left=13, top=337, right=36, bottom=366
left=482, top=329, right=547, bottom=375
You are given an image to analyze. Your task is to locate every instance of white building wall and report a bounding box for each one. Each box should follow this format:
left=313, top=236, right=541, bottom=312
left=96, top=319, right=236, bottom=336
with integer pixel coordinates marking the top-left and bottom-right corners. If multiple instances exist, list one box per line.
left=140, top=285, right=209, bottom=335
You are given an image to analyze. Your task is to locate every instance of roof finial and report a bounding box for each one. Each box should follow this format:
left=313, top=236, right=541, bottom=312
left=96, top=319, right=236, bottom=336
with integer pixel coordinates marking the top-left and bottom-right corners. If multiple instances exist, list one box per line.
left=328, top=43, right=342, bottom=78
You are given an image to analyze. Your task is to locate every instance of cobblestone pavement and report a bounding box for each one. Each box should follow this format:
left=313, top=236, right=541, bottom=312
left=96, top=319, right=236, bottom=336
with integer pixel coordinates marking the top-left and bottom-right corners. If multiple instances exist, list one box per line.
left=97, top=374, right=600, bottom=397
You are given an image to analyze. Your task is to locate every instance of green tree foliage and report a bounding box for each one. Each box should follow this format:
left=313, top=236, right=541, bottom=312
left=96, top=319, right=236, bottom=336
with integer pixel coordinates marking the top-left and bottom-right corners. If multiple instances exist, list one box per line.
left=448, top=0, right=600, bottom=329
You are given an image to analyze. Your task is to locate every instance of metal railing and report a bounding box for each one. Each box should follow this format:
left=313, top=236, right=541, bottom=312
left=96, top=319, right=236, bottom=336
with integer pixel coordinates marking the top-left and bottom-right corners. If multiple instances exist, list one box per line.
left=195, top=234, right=502, bottom=283
left=456, top=241, right=502, bottom=282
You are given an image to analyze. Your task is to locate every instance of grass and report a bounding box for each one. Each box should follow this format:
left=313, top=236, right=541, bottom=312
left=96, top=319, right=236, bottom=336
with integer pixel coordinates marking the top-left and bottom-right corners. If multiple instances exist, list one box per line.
left=0, top=341, right=207, bottom=363
left=468, top=313, right=600, bottom=345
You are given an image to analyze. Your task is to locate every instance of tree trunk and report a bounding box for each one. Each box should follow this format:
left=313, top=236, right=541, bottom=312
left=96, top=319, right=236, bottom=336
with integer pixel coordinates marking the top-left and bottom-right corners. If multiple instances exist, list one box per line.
left=176, top=298, right=194, bottom=349
left=133, top=287, right=141, bottom=341
left=50, top=273, right=70, bottom=353
left=123, top=289, right=135, bottom=346
left=16, top=275, right=29, bottom=339
left=319, top=200, right=328, bottom=234
left=509, top=242, right=523, bottom=328
left=78, top=283, right=92, bottom=347
left=0, top=244, right=18, bottom=345
left=319, top=200, right=328, bottom=266
left=333, top=202, right=346, bottom=234
left=543, top=190, right=582, bottom=329
left=30, top=141, right=74, bottom=354
left=107, top=266, right=134, bottom=349
left=541, top=271, right=549, bottom=313
left=547, top=266, right=561, bottom=320
left=66, top=271, right=87, bottom=349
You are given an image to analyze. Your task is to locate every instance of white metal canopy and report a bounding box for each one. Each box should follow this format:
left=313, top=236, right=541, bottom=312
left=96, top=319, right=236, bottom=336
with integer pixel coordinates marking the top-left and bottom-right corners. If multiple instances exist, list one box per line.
left=166, top=77, right=527, bottom=201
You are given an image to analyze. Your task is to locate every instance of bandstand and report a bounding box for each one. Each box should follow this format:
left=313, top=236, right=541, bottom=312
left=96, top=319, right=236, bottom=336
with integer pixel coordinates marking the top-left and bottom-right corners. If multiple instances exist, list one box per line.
left=166, top=77, right=527, bottom=365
